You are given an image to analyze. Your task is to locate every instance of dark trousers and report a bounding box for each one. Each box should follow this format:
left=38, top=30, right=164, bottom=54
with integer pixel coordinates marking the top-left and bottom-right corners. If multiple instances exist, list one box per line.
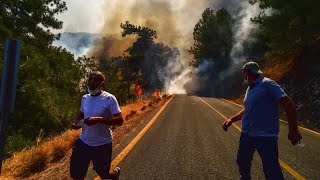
left=70, top=139, right=112, bottom=179
left=237, top=133, right=284, bottom=180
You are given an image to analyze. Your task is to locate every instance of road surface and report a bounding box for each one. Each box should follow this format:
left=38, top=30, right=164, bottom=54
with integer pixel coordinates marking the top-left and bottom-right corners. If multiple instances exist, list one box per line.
left=88, top=95, right=320, bottom=179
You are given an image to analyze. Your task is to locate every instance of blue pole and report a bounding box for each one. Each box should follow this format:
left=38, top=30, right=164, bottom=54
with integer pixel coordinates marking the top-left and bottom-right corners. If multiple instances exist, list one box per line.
left=0, top=39, right=21, bottom=173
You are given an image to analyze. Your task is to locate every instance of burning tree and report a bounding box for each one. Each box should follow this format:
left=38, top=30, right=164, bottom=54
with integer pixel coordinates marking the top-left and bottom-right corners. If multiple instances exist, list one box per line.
left=120, top=21, right=181, bottom=92
left=120, top=21, right=158, bottom=72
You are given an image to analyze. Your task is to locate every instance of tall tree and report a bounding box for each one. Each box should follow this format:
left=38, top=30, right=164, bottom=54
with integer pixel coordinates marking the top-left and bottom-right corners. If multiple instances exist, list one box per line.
left=189, top=8, right=234, bottom=72
left=0, top=0, right=66, bottom=46
left=249, top=0, right=320, bottom=56
left=119, top=21, right=182, bottom=92
left=0, top=0, right=84, bottom=158
left=120, top=21, right=158, bottom=71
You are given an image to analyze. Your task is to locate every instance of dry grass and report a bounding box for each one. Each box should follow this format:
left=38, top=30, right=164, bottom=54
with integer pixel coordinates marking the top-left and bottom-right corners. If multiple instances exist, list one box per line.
left=1, top=130, right=80, bottom=178
left=140, top=105, right=147, bottom=111
left=0, top=95, right=171, bottom=179
left=261, top=58, right=295, bottom=82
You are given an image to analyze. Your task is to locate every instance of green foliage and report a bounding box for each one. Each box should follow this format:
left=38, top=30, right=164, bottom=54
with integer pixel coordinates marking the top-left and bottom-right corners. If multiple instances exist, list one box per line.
left=100, top=57, right=130, bottom=104
left=0, top=0, right=67, bottom=46
left=189, top=8, right=234, bottom=71
left=120, top=21, right=156, bottom=57
left=249, top=0, right=320, bottom=56
left=1, top=0, right=83, bottom=158
left=3, top=44, right=83, bottom=158
left=120, top=21, right=158, bottom=70
left=77, top=55, right=131, bottom=105
left=4, top=130, right=34, bottom=159
left=188, top=7, right=267, bottom=97
left=121, top=21, right=157, bottom=40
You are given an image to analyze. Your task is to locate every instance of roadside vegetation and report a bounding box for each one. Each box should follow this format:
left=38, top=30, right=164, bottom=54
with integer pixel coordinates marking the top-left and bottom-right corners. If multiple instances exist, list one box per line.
left=0, top=0, right=179, bottom=161
left=1, top=95, right=170, bottom=179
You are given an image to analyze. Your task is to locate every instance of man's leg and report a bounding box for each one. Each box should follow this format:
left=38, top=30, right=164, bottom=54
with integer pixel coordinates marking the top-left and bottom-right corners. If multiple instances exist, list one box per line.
left=92, top=143, right=120, bottom=180
left=255, top=136, right=284, bottom=180
left=237, top=133, right=255, bottom=180
left=70, top=139, right=91, bottom=180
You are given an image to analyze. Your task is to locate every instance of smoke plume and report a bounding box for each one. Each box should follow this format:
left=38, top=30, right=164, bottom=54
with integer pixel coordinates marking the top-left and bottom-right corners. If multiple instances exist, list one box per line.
left=57, top=0, right=263, bottom=95
left=226, top=1, right=260, bottom=78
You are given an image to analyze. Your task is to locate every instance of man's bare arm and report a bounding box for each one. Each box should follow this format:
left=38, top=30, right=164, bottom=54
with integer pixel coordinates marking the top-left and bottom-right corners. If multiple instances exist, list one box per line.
left=230, top=108, right=245, bottom=123
left=223, top=108, right=244, bottom=131
left=102, top=113, right=124, bottom=126
left=279, top=96, right=302, bottom=144
left=84, top=113, right=124, bottom=126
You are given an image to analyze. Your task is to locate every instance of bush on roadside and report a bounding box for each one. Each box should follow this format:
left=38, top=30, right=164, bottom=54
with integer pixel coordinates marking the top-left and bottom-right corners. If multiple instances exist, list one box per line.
left=1, top=130, right=80, bottom=177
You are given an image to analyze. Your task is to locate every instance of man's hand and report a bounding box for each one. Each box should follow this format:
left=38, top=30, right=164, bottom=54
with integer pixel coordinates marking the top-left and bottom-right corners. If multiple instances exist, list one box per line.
left=279, top=96, right=302, bottom=145
left=84, top=117, right=102, bottom=126
left=223, top=109, right=244, bottom=132
left=72, top=111, right=84, bottom=129
left=288, top=131, right=302, bottom=145
left=223, top=119, right=233, bottom=132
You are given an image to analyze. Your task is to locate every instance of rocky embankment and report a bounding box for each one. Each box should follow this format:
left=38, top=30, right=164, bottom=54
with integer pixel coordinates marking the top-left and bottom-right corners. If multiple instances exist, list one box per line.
left=280, top=59, right=320, bottom=131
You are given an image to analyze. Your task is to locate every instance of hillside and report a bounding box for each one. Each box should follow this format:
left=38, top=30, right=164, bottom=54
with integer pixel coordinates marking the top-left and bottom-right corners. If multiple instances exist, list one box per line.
left=53, top=32, right=99, bottom=57
left=231, top=52, right=320, bottom=132
left=278, top=49, right=320, bottom=131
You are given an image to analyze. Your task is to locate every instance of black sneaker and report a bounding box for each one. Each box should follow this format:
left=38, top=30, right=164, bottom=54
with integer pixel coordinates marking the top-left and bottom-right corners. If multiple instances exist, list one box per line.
left=112, top=167, right=121, bottom=180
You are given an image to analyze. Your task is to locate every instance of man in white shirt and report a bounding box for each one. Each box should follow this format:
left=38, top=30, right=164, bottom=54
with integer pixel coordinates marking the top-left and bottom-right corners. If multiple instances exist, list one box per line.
left=70, top=71, right=123, bottom=180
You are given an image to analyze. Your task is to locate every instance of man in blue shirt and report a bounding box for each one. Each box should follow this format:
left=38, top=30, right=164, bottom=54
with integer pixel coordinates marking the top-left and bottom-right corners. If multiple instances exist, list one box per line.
left=222, top=61, right=302, bottom=180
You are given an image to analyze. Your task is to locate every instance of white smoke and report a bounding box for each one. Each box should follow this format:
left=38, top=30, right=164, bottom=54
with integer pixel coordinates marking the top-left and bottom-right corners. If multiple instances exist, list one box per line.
left=55, top=0, right=261, bottom=94
left=165, top=67, right=192, bottom=94
left=163, top=59, right=215, bottom=94
left=160, top=49, right=191, bottom=94
left=222, top=1, right=260, bottom=78
left=197, top=60, right=215, bottom=75
left=97, top=0, right=212, bottom=94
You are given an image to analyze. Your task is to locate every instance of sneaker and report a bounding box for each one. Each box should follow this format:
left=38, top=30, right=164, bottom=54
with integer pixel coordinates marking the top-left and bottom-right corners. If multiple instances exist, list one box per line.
left=112, top=167, right=121, bottom=180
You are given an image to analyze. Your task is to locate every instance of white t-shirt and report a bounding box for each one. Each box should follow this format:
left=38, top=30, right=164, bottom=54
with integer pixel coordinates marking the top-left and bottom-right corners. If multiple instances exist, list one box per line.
left=79, top=91, right=121, bottom=146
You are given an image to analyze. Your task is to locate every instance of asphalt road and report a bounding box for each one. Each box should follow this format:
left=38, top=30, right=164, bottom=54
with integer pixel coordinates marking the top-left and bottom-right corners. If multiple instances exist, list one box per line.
left=90, top=95, right=320, bottom=179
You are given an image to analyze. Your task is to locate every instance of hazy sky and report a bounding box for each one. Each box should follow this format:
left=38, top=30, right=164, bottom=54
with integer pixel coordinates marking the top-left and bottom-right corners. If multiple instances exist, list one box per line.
left=55, top=0, right=246, bottom=33
left=55, top=0, right=108, bottom=33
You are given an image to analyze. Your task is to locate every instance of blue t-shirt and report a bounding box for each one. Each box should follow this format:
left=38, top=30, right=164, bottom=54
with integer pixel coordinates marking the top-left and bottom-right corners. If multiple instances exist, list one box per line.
left=242, top=77, right=287, bottom=137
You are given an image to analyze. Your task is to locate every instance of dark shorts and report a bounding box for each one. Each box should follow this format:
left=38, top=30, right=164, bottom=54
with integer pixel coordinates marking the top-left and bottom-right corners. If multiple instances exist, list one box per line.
left=70, top=139, right=112, bottom=179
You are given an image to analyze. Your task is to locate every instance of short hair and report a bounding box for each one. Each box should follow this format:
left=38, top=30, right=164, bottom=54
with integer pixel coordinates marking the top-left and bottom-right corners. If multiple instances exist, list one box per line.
left=89, top=71, right=105, bottom=81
